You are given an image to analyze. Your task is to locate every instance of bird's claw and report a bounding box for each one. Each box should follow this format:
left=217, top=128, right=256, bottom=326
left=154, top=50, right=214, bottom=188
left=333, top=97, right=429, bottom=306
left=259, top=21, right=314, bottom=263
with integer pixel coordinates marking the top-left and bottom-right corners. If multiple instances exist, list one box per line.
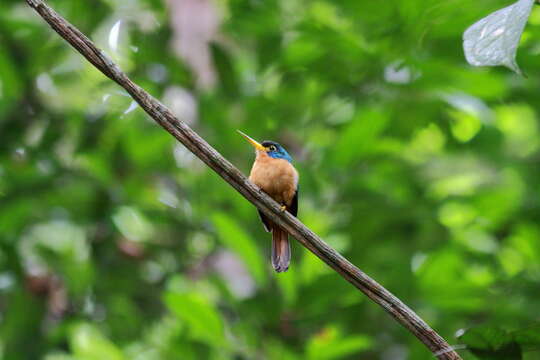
left=280, top=205, right=287, bottom=212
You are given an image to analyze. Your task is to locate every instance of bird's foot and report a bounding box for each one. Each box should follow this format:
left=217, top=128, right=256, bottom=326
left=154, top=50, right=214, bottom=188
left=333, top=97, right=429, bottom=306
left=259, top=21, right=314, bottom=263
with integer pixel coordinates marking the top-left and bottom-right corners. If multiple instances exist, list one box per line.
left=280, top=205, right=287, bottom=212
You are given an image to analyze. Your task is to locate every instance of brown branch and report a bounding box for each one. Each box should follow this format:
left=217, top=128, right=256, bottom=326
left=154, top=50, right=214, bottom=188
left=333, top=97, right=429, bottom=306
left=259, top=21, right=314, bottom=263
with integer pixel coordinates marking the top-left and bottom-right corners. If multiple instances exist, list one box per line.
left=25, top=1, right=463, bottom=359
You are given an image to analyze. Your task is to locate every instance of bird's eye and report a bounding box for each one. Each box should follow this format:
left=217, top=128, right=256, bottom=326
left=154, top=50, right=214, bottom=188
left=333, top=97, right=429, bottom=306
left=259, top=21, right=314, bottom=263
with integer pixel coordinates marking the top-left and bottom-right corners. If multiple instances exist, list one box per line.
left=269, top=145, right=276, bottom=152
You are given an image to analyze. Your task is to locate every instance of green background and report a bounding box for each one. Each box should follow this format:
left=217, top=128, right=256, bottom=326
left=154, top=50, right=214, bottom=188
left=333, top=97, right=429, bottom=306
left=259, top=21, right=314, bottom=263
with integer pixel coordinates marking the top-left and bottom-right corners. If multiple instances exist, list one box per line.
left=1, top=0, right=540, bottom=359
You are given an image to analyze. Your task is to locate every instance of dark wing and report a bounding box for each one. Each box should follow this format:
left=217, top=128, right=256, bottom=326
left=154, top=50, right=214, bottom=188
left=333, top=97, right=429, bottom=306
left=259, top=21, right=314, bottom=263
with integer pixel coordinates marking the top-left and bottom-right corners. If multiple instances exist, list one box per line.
left=289, top=187, right=298, bottom=217
left=257, top=210, right=272, bottom=232
left=258, top=186, right=298, bottom=231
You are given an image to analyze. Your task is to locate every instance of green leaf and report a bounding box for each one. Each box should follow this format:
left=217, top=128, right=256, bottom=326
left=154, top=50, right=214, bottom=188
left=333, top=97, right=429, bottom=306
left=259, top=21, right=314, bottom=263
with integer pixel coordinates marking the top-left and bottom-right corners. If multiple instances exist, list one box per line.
left=459, top=325, right=522, bottom=360
left=306, top=326, right=372, bottom=360
left=460, top=322, right=540, bottom=359
left=332, top=107, right=389, bottom=165
left=44, top=353, right=77, bottom=360
left=69, top=323, right=125, bottom=360
left=0, top=47, right=23, bottom=108
left=276, top=265, right=297, bottom=305
left=211, top=212, right=267, bottom=285
left=112, top=206, right=155, bottom=243
left=513, top=323, right=540, bottom=350
left=19, top=221, right=93, bottom=294
left=164, top=291, right=225, bottom=347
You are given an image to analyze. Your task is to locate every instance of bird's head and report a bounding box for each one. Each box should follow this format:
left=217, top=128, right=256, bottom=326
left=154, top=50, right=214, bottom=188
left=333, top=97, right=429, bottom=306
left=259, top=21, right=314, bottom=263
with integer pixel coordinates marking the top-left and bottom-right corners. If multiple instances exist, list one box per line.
left=238, top=130, right=293, bottom=162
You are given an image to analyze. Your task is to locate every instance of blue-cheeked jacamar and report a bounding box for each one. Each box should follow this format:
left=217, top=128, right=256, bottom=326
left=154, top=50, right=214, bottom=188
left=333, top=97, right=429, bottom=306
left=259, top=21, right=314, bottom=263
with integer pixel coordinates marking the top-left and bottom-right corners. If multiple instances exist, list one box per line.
left=238, top=131, right=299, bottom=273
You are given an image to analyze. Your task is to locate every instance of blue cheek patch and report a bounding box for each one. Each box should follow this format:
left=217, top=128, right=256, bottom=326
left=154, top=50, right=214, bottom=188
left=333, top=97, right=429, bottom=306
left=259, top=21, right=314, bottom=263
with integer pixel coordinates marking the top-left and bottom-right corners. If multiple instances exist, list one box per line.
left=268, top=151, right=293, bottom=163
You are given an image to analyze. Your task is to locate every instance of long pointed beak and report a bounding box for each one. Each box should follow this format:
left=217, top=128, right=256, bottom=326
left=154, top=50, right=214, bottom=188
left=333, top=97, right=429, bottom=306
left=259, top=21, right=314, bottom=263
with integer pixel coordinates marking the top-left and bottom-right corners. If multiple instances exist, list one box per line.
left=237, top=130, right=266, bottom=151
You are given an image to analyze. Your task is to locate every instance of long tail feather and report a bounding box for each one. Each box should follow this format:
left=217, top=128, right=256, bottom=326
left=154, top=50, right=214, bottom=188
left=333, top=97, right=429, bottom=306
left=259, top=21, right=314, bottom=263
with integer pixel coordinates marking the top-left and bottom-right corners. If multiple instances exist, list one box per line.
left=271, top=227, right=290, bottom=272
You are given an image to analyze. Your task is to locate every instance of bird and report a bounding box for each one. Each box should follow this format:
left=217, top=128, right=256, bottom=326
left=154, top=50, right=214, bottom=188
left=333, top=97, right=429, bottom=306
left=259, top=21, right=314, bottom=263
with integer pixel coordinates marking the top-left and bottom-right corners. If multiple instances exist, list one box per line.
left=238, top=130, right=298, bottom=273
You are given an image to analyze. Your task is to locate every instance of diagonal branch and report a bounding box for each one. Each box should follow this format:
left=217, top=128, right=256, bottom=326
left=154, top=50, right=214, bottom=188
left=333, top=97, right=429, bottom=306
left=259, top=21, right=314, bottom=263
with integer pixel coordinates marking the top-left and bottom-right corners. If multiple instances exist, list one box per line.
left=25, top=1, right=463, bottom=359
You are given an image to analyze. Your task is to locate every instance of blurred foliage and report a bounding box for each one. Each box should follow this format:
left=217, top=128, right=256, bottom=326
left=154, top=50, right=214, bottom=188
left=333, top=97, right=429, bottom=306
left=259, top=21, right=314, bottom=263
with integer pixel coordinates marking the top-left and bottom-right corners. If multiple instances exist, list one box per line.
left=458, top=322, right=540, bottom=359
left=1, top=0, right=540, bottom=359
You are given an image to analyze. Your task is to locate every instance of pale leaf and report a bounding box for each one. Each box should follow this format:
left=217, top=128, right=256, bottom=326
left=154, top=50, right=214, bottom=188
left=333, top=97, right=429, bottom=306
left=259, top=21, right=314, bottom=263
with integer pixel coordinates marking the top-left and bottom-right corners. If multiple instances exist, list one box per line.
left=463, top=0, right=535, bottom=74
